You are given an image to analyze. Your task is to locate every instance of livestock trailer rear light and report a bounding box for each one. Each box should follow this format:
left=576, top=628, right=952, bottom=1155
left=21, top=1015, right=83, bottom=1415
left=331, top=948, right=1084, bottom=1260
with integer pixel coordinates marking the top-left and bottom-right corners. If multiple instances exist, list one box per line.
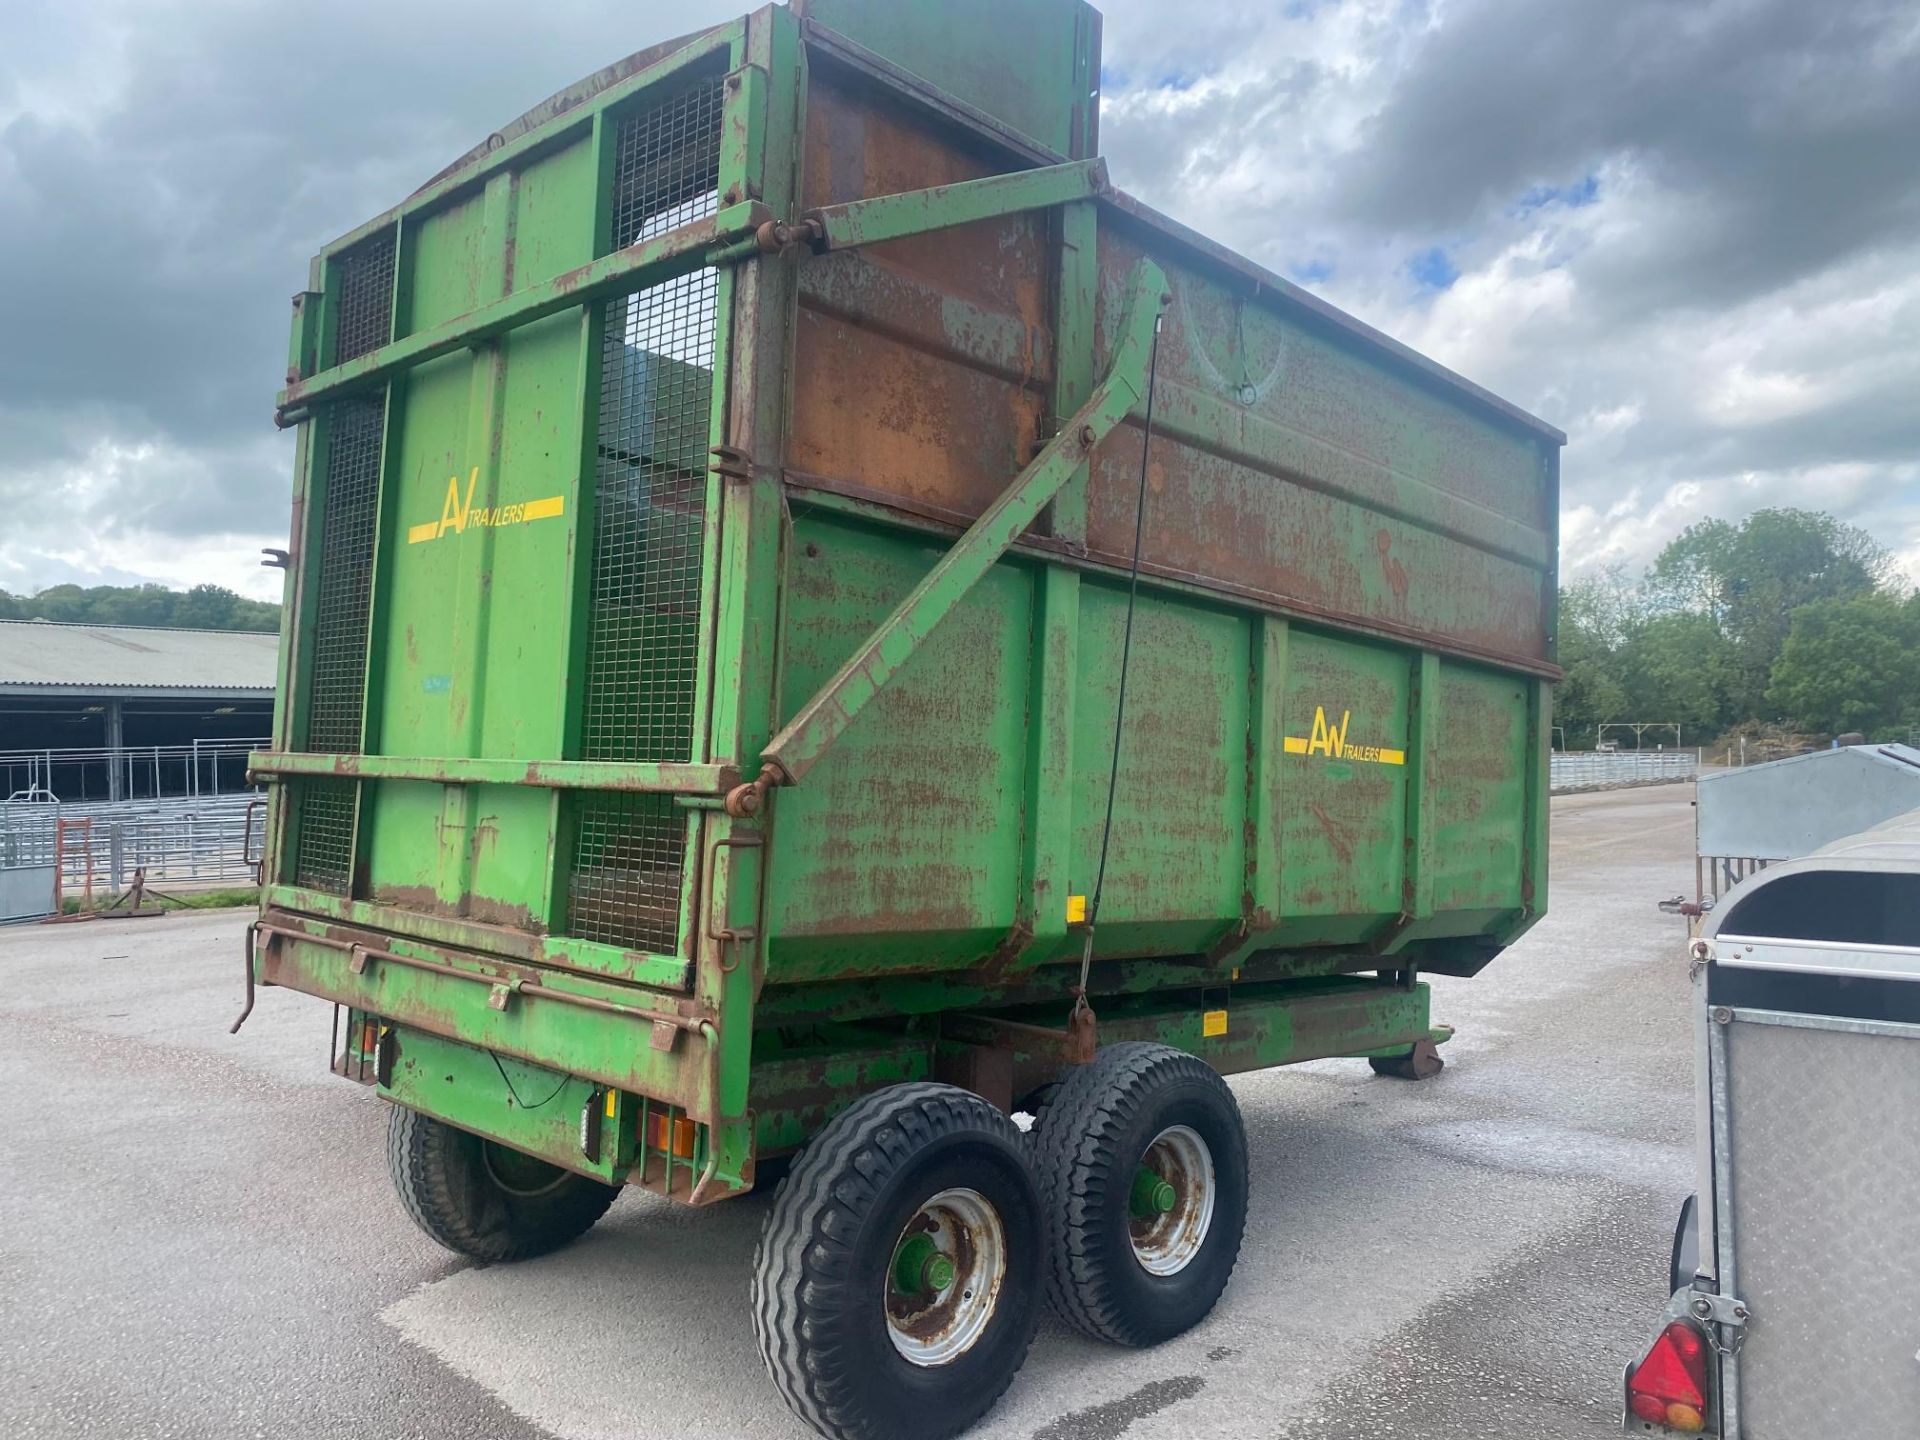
left=1626, top=1321, right=1712, bottom=1433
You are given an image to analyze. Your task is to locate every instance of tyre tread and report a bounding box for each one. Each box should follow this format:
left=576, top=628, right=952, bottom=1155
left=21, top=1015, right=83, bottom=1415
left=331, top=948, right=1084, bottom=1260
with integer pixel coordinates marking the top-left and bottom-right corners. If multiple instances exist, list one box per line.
left=750, top=1082, right=1037, bottom=1440
left=1029, top=1042, right=1248, bottom=1345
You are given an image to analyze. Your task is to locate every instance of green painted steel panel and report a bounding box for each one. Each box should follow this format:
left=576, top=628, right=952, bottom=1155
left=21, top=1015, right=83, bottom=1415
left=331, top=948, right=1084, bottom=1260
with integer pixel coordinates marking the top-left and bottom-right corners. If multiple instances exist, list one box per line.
left=795, top=0, right=1097, bottom=158
left=1277, top=628, right=1410, bottom=924
left=764, top=514, right=1034, bottom=978
left=1430, top=662, right=1531, bottom=915
left=1069, top=584, right=1248, bottom=953
left=382, top=1023, right=628, bottom=1184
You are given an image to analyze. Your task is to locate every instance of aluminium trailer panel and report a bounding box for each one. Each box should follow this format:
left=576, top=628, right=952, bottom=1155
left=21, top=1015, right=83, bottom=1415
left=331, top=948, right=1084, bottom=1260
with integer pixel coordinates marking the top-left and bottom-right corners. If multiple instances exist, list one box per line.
left=1628, top=809, right=1920, bottom=1438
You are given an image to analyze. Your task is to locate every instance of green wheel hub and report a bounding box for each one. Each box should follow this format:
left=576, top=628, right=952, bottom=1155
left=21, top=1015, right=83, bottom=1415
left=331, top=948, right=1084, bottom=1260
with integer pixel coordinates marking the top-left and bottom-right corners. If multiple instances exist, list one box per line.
left=892, top=1231, right=958, bottom=1295
left=1130, top=1166, right=1177, bottom=1220
left=1127, top=1125, right=1218, bottom=1276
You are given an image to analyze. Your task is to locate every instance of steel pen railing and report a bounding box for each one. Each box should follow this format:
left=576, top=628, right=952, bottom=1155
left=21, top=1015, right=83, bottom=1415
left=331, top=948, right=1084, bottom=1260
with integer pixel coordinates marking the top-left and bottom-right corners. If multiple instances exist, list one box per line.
left=1549, top=749, right=1699, bottom=794
left=0, top=792, right=266, bottom=898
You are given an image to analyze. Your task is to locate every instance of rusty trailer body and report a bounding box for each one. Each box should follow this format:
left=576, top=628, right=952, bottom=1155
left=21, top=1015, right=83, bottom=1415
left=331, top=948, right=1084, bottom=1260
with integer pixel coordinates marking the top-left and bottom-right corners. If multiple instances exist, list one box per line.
left=247, top=3, right=1560, bottom=1433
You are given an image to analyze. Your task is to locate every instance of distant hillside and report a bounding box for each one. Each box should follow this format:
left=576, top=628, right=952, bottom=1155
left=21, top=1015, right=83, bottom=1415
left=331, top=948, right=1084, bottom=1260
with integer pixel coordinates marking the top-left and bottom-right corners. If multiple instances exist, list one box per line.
left=0, top=582, right=280, bottom=633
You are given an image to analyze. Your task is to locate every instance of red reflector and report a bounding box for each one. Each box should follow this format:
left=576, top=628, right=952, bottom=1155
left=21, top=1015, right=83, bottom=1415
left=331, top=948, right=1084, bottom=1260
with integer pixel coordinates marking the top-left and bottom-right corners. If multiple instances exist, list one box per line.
left=1628, top=1393, right=1668, bottom=1424
left=1628, top=1321, right=1710, bottom=1421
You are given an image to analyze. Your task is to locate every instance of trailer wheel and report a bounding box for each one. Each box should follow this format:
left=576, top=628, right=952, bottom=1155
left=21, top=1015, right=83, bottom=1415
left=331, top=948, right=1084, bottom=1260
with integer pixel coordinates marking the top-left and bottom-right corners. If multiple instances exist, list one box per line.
left=385, top=1105, right=618, bottom=1263
left=1030, top=1043, right=1249, bottom=1346
left=751, top=1082, right=1042, bottom=1440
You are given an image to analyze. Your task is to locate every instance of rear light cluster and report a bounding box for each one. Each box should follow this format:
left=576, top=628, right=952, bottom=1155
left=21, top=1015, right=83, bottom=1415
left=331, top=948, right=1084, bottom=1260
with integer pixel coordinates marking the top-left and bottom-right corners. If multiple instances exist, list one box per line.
left=1627, top=1320, right=1711, bottom=1433
left=646, top=1109, right=699, bottom=1159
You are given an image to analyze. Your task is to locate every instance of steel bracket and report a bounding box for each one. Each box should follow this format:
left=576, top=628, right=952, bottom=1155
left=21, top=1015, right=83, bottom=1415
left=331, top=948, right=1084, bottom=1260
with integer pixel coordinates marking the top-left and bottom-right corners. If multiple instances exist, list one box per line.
left=800, top=158, right=1108, bottom=253
left=1685, top=1288, right=1751, bottom=1354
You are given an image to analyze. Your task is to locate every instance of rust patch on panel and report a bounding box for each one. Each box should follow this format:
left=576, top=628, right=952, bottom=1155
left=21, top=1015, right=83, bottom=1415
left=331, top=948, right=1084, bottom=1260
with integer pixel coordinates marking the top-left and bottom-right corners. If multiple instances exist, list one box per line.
left=789, top=71, right=1049, bottom=531
left=1082, top=226, right=1552, bottom=668
left=371, top=881, right=547, bottom=938
left=1085, top=430, right=1547, bottom=664
left=1375, top=529, right=1410, bottom=607
left=1309, top=804, right=1356, bottom=867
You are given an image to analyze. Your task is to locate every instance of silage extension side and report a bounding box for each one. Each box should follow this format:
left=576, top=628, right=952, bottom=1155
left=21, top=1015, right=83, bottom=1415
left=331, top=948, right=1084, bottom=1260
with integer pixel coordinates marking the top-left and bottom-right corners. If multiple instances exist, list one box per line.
left=245, top=3, right=1562, bottom=1435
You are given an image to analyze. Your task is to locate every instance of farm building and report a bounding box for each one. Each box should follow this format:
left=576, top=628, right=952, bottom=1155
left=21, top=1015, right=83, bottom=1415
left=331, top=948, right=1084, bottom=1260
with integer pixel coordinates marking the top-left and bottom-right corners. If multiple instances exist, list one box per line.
left=0, top=621, right=277, bottom=800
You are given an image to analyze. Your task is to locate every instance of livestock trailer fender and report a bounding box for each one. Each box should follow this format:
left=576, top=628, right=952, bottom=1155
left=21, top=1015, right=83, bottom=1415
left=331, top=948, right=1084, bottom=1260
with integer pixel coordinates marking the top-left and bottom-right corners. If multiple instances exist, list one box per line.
left=241, top=2, right=1564, bottom=1436
left=1625, top=809, right=1920, bottom=1438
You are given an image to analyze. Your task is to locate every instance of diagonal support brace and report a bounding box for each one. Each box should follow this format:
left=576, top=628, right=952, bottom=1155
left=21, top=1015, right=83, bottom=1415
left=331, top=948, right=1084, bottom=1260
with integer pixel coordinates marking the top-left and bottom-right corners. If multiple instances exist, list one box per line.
left=800, top=158, right=1109, bottom=252
left=760, top=258, right=1170, bottom=787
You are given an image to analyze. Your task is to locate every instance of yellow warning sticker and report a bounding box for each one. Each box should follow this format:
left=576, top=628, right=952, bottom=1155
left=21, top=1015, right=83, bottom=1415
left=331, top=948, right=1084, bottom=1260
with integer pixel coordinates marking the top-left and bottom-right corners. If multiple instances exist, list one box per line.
left=408, top=468, right=567, bottom=545
left=1202, top=1009, right=1228, bottom=1038
left=1283, top=706, right=1405, bottom=766
left=1066, top=894, right=1088, bottom=924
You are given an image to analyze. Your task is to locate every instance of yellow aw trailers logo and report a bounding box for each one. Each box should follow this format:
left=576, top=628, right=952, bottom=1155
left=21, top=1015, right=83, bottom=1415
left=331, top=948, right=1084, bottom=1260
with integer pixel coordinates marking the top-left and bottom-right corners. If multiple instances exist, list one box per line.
left=408, top=468, right=566, bottom=545
left=1283, top=706, right=1405, bottom=766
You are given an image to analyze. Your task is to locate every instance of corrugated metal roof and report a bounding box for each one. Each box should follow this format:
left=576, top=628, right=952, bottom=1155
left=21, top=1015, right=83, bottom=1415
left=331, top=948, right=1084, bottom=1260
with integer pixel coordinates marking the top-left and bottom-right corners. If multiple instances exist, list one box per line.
left=0, top=620, right=278, bottom=693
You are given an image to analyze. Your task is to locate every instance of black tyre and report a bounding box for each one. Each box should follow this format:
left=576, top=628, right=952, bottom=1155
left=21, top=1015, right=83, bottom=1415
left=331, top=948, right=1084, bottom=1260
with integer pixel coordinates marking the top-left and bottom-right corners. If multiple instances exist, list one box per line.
left=385, top=1104, right=618, bottom=1263
left=751, top=1149, right=796, bottom=1191
left=751, top=1082, right=1042, bottom=1440
left=1030, top=1042, right=1249, bottom=1346
left=1015, top=1081, right=1061, bottom=1134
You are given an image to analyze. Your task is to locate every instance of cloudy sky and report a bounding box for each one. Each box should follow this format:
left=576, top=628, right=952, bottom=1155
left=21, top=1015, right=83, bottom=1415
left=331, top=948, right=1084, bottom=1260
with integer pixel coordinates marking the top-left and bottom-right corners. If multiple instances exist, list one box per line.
left=2, top=0, right=1915, bottom=603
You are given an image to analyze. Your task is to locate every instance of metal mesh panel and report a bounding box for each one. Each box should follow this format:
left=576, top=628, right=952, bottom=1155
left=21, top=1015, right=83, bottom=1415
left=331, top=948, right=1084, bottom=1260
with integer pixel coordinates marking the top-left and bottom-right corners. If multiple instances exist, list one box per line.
left=295, top=388, right=384, bottom=895
left=566, top=80, right=725, bottom=956
left=581, top=272, right=716, bottom=763
left=305, top=393, right=385, bottom=755
left=331, top=227, right=396, bottom=364
left=293, top=779, right=357, bottom=892
left=608, top=77, right=724, bottom=248
left=566, top=794, right=686, bottom=951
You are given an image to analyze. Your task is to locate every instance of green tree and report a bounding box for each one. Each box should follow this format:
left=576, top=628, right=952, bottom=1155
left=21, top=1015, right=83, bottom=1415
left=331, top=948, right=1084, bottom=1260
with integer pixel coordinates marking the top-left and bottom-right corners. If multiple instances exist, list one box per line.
left=1646, top=517, right=1738, bottom=623
left=1618, top=610, right=1736, bottom=741
left=0, top=583, right=279, bottom=632
left=1554, top=572, right=1635, bottom=743
left=1646, top=508, right=1894, bottom=716
left=1767, top=593, right=1920, bottom=737
left=173, top=584, right=242, bottom=630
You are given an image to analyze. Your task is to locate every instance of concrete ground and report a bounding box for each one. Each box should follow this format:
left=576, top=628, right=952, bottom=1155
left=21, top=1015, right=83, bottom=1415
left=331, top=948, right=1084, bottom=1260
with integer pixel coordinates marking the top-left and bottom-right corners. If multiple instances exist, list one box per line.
left=0, top=785, right=1696, bottom=1439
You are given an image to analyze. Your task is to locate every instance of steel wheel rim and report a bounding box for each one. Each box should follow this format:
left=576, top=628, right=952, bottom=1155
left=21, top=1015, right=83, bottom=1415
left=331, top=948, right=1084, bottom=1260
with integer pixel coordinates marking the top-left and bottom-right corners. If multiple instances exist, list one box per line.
left=883, top=1187, right=1007, bottom=1367
left=481, top=1141, right=570, bottom=1198
left=1129, top=1125, right=1215, bottom=1276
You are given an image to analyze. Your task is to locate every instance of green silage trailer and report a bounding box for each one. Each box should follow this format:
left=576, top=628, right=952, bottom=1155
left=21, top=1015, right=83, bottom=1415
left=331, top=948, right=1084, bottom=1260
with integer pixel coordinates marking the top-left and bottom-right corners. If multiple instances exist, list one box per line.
left=241, top=2, right=1564, bottom=1434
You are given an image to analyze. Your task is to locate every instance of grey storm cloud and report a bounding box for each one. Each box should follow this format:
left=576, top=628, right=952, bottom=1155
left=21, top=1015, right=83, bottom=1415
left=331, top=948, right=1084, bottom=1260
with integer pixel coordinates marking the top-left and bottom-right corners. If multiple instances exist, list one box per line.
left=1325, top=0, right=1920, bottom=310
left=0, top=0, right=1915, bottom=595
left=0, top=3, right=734, bottom=470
